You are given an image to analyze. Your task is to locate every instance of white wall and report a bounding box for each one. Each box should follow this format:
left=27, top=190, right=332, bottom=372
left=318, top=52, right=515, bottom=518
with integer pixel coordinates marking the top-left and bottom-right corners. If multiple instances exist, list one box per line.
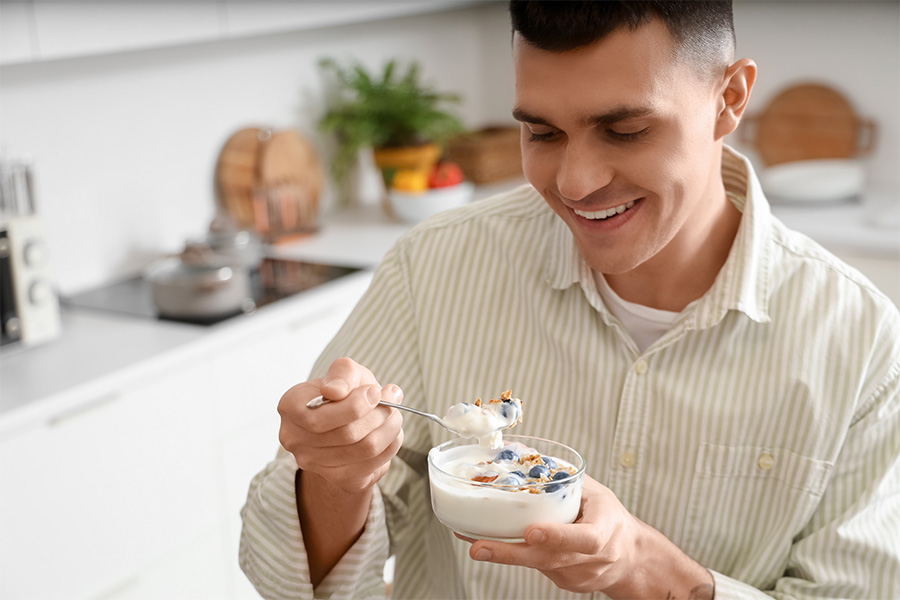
left=728, top=0, right=900, bottom=192
left=1, top=1, right=896, bottom=296
left=0, top=3, right=515, bottom=295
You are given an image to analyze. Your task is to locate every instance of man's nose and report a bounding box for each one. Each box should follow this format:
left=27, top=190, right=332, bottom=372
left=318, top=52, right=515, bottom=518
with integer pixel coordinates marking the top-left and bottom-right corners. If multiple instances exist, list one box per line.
left=556, top=139, right=614, bottom=202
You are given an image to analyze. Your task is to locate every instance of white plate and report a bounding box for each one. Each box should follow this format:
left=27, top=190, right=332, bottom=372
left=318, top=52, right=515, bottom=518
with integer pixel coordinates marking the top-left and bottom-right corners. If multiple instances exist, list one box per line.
left=760, top=159, right=864, bottom=204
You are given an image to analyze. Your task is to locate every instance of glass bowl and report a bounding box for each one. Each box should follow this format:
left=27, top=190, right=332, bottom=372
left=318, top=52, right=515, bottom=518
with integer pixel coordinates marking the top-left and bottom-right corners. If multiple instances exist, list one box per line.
left=427, top=435, right=585, bottom=542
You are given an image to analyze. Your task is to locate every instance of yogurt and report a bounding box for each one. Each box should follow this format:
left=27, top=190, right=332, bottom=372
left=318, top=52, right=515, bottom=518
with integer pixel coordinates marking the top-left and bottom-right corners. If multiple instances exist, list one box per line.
left=441, top=391, right=523, bottom=449
left=428, top=435, right=585, bottom=541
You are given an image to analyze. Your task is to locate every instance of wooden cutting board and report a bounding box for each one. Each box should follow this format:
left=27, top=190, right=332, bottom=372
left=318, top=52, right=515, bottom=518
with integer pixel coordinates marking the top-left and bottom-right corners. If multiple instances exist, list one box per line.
left=214, top=127, right=323, bottom=240
left=214, top=127, right=263, bottom=228
left=740, top=83, right=876, bottom=166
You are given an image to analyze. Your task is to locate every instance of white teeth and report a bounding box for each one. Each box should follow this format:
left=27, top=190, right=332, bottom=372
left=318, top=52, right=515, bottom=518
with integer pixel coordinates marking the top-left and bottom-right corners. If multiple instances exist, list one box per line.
left=574, top=200, right=636, bottom=220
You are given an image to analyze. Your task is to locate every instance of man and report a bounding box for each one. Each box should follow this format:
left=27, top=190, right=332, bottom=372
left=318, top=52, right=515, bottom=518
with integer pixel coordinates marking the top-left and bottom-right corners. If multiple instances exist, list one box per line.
left=240, top=2, right=900, bottom=598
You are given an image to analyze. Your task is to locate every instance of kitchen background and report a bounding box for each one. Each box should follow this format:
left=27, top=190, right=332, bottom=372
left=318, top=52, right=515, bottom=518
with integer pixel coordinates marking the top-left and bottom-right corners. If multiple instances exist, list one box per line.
left=0, top=0, right=898, bottom=296
left=1, top=2, right=898, bottom=600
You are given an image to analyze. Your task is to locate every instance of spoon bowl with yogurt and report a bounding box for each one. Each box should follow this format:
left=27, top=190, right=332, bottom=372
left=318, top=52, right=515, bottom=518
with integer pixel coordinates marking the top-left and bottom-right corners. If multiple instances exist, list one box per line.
left=306, top=392, right=523, bottom=447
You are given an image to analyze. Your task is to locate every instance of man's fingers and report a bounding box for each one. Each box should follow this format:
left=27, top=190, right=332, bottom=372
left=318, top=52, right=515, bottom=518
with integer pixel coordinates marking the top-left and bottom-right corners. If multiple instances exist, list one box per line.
left=468, top=539, right=577, bottom=571
left=295, top=384, right=381, bottom=434
left=524, top=522, right=605, bottom=556
left=295, top=409, right=404, bottom=467
left=321, top=357, right=377, bottom=400
left=307, top=426, right=405, bottom=489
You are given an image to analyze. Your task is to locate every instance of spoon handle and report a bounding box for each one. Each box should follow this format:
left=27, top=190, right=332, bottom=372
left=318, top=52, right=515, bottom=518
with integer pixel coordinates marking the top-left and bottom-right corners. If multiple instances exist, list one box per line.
left=305, top=395, right=448, bottom=428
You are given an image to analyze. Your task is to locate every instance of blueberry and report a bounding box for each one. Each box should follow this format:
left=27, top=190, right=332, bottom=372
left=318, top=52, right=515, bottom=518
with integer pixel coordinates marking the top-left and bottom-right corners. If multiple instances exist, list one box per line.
left=510, top=470, right=526, bottom=479
left=528, top=464, right=551, bottom=479
left=551, top=471, right=570, bottom=481
left=497, top=473, right=525, bottom=486
left=494, top=449, right=519, bottom=462
left=541, top=456, right=558, bottom=469
left=543, top=482, right=563, bottom=493
left=499, top=402, right=520, bottom=420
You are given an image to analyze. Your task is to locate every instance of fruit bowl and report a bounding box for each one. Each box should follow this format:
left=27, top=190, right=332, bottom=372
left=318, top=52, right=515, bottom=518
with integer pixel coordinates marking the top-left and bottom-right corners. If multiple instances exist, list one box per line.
left=388, top=181, right=475, bottom=224
left=427, top=435, right=585, bottom=542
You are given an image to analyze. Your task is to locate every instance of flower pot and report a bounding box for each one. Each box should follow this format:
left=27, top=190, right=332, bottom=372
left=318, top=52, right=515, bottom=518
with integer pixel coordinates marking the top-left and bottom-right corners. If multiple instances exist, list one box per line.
left=372, top=143, right=442, bottom=187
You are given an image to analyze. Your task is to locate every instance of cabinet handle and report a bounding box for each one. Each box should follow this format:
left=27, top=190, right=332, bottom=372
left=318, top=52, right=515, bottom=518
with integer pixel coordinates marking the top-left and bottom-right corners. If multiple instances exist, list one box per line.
left=47, top=392, right=121, bottom=427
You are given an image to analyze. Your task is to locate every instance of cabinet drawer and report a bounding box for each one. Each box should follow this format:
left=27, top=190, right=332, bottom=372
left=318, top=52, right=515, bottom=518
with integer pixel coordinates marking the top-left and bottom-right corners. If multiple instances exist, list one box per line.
left=0, top=365, right=219, bottom=600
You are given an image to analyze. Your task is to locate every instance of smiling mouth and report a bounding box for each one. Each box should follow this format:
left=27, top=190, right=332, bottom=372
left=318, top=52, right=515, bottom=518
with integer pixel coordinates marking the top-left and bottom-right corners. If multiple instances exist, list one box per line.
left=573, top=199, right=637, bottom=220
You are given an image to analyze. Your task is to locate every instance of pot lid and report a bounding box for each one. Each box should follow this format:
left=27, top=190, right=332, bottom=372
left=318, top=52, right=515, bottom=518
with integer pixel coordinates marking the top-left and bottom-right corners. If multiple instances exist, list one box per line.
left=145, top=243, right=236, bottom=286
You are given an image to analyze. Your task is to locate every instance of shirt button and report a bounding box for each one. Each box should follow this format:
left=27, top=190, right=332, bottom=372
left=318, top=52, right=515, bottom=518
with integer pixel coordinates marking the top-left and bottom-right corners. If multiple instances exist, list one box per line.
left=757, top=453, right=775, bottom=471
left=634, top=360, right=649, bottom=375
left=619, top=452, right=636, bottom=468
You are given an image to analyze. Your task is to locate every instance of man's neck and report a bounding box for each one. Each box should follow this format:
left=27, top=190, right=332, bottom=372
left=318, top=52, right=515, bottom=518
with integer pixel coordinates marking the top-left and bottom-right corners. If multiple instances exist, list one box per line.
left=604, top=187, right=742, bottom=312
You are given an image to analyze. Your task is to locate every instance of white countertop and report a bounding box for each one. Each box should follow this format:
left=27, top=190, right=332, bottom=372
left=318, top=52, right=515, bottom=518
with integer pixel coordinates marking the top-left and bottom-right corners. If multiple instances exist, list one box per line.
left=2, top=182, right=896, bottom=435
left=770, top=191, right=900, bottom=258
left=0, top=269, right=373, bottom=436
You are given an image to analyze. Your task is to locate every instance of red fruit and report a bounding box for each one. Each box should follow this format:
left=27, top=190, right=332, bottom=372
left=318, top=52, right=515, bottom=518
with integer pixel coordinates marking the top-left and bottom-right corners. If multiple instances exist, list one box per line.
left=428, top=162, right=465, bottom=188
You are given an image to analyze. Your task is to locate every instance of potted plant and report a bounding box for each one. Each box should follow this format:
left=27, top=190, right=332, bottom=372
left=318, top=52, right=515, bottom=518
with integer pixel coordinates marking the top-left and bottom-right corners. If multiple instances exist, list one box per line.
left=317, top=57, right=465, bottom=203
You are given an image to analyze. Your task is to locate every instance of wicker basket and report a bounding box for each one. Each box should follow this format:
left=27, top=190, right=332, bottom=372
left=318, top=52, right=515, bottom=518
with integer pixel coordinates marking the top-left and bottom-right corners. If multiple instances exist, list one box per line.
left=446, top=126, right=522, bottom=184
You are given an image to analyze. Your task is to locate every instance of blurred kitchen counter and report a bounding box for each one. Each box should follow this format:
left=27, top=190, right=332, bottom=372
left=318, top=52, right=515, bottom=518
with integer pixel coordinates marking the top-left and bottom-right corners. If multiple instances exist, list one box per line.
left=770, top=192, right=900, bottom=258
left=3, top=181, right=897, bottom=433
left=0, top=268, right=374, bottom=436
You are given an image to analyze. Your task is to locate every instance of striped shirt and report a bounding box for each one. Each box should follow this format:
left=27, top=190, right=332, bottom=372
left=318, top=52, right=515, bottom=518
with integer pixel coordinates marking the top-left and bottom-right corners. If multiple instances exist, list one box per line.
left=240, top=147, right=900, bottom=599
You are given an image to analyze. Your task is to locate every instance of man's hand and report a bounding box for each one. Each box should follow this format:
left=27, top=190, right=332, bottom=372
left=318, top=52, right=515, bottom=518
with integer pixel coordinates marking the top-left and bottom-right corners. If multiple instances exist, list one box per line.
left=278, top=357, right=405, bottom=493
left=459, top=476, right=714, bottom=599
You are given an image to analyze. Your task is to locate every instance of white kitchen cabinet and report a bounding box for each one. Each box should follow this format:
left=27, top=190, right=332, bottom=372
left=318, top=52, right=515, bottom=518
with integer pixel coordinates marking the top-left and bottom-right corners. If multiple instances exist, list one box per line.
left=0, top=2, right=36, bottom=65
left=9, top=1, right=484, bottom=64
left=0, top=362, right=220, bottom=600
left=98, top=526, right=229, bottom=600
left=31, top=1, right=223, bottom=62
left=222, top=0, right=475, bottom=38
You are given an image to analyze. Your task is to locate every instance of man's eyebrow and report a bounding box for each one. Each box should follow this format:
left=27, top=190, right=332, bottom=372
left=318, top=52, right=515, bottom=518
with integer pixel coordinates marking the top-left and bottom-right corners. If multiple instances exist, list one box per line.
left=511, top=107, right=552, bottom=126
left=511, top=106, right=654, bottom=127
left=584, top=106, right=654, bottom=126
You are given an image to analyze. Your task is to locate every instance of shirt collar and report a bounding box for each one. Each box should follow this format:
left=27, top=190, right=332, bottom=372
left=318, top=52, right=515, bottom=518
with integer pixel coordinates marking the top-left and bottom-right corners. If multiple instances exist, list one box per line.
left=542, top=145, right=773, bottom=326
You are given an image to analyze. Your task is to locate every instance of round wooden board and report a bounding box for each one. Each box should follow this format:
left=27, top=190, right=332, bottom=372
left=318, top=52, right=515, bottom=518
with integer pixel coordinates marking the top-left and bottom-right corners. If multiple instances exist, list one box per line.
left=746, top=83, right=875, bottom=166
left=214, top=127, right=324, bottom=239
left=214, top=127, right=264, bottom=228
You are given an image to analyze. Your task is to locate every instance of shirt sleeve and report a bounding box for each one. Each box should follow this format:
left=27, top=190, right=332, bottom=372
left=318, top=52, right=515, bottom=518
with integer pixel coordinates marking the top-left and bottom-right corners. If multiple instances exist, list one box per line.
left=238, top=448, right=392, bottom=600
left=713, top=351, right=900, bottom=599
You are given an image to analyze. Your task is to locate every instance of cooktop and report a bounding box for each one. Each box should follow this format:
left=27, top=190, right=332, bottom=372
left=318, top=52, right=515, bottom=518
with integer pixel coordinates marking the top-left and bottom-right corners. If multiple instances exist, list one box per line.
left=62, top=258, right=361, bottom=326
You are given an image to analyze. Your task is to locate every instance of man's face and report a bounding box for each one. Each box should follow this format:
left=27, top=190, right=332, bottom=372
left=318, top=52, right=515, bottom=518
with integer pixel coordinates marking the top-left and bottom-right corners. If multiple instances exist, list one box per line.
left=513, top=21, right=727, bottom=277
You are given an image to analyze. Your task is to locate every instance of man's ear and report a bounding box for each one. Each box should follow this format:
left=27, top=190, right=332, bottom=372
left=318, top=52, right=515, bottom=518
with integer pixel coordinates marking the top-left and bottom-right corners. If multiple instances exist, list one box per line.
left=714, top=58, right=757, bottom=140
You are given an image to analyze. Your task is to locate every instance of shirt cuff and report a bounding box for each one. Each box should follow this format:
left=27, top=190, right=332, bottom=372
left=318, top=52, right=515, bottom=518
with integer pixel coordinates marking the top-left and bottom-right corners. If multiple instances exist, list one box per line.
left=710, top=570, right=773, bottom=599
left=314, top=484, right=391, bottom=599
left=239, top=449, right=391, bottom=600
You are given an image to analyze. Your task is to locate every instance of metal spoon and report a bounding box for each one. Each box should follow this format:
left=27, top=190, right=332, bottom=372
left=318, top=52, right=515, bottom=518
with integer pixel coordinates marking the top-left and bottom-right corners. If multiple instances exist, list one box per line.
left=306, top=394, right=456, bottom=432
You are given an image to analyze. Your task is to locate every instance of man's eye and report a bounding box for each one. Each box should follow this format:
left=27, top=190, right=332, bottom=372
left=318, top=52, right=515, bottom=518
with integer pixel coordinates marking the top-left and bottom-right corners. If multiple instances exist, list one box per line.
left=525, top=125, right=558, bottom=143
left=608, top=127, right=649, bottom=142
left=528, top=131, right=557, bottom=143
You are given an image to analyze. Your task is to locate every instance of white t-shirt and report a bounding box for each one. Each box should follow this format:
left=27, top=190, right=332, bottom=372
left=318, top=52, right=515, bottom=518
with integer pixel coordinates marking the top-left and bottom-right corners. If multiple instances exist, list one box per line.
left=593, top=270, right=680, bottom=353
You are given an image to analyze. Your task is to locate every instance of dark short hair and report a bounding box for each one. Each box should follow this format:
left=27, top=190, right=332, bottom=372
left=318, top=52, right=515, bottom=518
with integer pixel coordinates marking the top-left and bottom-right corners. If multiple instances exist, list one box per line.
left=509, top=1, right=734, bottom=74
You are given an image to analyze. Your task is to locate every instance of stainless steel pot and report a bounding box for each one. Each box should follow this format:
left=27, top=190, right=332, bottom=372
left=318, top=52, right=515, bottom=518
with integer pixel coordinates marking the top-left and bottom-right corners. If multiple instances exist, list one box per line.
left=201, top=215, right=264, bottom=271
left=145, top=243, right=255, bottom=322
